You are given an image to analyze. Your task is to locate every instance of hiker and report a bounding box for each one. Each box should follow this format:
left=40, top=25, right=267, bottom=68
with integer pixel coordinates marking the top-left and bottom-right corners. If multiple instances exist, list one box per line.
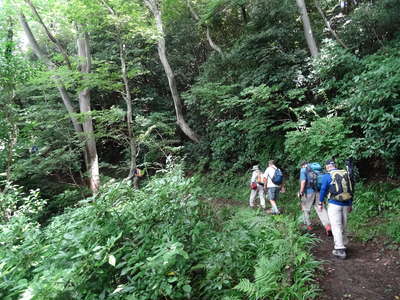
left=264, top=160, right=282, bottom=214
left=249, top=165, right=266, bottom=209
left=319, top=160, right=353, bottom=259
left=298, top=161, right=332, bottom=235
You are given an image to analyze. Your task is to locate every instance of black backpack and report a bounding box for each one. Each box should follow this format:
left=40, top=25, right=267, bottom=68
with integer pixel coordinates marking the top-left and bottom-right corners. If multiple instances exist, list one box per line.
left=306, top=162, right=324, bottom=191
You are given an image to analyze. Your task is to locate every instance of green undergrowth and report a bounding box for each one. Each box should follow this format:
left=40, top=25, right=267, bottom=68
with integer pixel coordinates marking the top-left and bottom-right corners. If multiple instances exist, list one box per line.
left=349, top=182, right=400, bottom=244
left=0, top=166, right=320, bottom=300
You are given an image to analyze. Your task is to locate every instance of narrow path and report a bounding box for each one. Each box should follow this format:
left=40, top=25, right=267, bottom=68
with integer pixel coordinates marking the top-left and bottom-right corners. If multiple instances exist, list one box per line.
left=210, top=197, right=400, bottom=299
left=312, top=227, right=400, bottom=300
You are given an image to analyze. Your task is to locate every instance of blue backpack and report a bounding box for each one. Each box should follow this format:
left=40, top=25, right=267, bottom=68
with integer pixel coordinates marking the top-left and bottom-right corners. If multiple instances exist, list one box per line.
left=306, top=162, right=324, bottom=191
left=271, top=168, right=283, bottom=185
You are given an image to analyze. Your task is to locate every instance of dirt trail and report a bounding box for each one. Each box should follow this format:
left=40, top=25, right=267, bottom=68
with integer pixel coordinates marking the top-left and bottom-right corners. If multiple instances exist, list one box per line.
left=312, top=227, right=400, bottom=300
left=211, top=197, right=400, bottom=299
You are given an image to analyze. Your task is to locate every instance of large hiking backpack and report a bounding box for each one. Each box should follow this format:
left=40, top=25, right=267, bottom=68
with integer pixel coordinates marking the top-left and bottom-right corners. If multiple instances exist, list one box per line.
left=306, top=162, right=324, bottom=191
left=271, top=168, right=283, bottom=185
left=328, top=169, right=353, bottom=202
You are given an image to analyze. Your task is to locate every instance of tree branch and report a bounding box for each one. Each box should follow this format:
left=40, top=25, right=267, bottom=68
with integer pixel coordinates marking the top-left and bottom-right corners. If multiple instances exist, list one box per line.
left=186, top=0, right=223, bottom=55
left=25, top=0, right=73, bottom=69
left=314, top=0, right=348, bottom=49
left=19, top=12, right=82, bottom=134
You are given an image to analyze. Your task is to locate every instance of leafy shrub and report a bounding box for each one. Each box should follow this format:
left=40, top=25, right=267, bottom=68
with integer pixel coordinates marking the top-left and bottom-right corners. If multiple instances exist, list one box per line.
left=344, top=45, right=400, bottom=163
left=349, top=183, right=400, bottom=242
left=0, top=183, right=46, bottom=223
left=0, top=184, right=46, bottom=298
left=284, top=117, right=354, bottom=167
left=0, top=166, right=320, bottom=299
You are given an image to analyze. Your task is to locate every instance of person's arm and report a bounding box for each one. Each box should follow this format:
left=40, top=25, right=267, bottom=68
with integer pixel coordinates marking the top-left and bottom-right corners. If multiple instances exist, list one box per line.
left=319, top=174, right=331, bottom=203
left=317, top=175, right=330, bottom=211
left=251, top=171, right=257, bottom=184
left=297, top=168, right=307, bottom=197
left=263, top=169, right=269, bottom=187
left=299, top=168, right=306, bottom=196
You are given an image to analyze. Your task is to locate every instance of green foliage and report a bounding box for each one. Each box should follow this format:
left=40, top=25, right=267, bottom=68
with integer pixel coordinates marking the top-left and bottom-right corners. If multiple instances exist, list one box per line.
left=0, top=184, right=46, bottom=297
left=185, top=82, right=289, bottom=172
left=344, top=45, right=400, bottom=162
left=349, top=183, right=400, bottom=242
left=0, top=183, right=46, bottom=223
left=284, top=117, right=354, bottom=167
left=0, top=165, right=319, bottom=299
left=310, top=39, right=361, bottom=94
left=233, top=217, right=320, bottom=300
left=338, top=0, right=400, bottom=55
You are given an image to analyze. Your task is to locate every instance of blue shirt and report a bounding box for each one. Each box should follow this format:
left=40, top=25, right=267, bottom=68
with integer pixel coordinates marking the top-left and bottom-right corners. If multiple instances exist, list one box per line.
left=300, top=167, right=315, bottom=195
left=319, top=169, right=352, bottom=206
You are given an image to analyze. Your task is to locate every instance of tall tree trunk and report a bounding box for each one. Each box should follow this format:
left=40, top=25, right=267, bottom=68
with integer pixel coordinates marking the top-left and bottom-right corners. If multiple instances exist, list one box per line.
left=119, top=43, right=139, bottom=188
left=295, top=0, right=319, bottom=58
left=19, top=13, right=98, bottom=193
left=314, top=0, right=348, bottom=49
left=2, top=18, right=17, bottom=192
left=186, top=0, right=223, bottom=55
left=77, top=32, right=100, bottom=193
left=144, top=0, right=200, bottom=143
left=18, top=13, right=83, bottom=134
left=98, top=0, right=140, bottom=187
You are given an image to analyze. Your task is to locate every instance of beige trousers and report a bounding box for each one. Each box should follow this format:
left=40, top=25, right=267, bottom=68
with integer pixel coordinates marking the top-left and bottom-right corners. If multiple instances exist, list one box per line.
left=327, top=203, right=350, bottom=250
left=301, top=192, right=330, bottom=227
left=249, top=184, right=266, bottom=208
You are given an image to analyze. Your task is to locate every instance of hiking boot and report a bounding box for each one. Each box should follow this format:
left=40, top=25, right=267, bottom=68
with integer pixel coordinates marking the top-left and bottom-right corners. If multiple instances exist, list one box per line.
left=325, top=225, right=332, bottom=236
left=332, top=249, right=346, bottom=259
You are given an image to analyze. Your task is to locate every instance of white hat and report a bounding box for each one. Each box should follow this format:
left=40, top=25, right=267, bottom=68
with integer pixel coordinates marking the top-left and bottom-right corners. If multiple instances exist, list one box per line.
left=252, top=165, right=259, bottom=171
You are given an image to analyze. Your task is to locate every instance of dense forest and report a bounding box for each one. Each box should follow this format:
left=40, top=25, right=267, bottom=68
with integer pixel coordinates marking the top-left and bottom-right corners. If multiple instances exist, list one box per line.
left=1, top=0, right=400, bottom=299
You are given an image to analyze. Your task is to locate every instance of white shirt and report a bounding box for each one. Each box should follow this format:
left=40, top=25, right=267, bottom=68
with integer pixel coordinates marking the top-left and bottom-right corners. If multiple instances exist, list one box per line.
left=264, top=166, right=280, bottom=188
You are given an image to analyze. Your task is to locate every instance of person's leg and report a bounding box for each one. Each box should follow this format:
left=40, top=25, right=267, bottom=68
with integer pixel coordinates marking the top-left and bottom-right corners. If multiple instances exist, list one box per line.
left=313, top=192, right=330, bottom=227
left=301, top=193, right=314, bottom=226
left=258, top=185, right=266, bottom=209
left=342, top=205, right=350, bottom=246
left=249, top=189, right=257, bottom=207
left=268, top=188, right=280, bottom=213
left=327, top=204, right=346, bottom=249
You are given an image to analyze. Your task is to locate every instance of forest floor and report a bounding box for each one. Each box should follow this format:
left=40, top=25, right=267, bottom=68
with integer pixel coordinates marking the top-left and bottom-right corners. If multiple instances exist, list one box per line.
left=312, top=226, right=400, bottom=300
left=212, top=197, right=400, bottom=300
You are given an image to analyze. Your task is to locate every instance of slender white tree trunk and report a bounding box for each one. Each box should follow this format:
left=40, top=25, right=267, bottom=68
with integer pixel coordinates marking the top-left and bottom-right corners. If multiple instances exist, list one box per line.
left=20, top=12, right=100, bottom=193
left=77, top=32, right=100, bottom=193
left=295, top=0, right=319, bottom=58
left=19, top=13, right=83, bottom=134
left=144, top=0, right=200, bottom=143
left=119, top=43, right=139, bottom=188
left=98, top=0, right=140, bottom=187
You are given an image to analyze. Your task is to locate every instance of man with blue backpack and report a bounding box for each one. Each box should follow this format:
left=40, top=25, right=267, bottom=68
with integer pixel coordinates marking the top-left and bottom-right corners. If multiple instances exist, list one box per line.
left=319, top=160, right=353, bottom=259
left=264, top=160, right=283, bottom=214
left=298, top=161, right=332, bottom=235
